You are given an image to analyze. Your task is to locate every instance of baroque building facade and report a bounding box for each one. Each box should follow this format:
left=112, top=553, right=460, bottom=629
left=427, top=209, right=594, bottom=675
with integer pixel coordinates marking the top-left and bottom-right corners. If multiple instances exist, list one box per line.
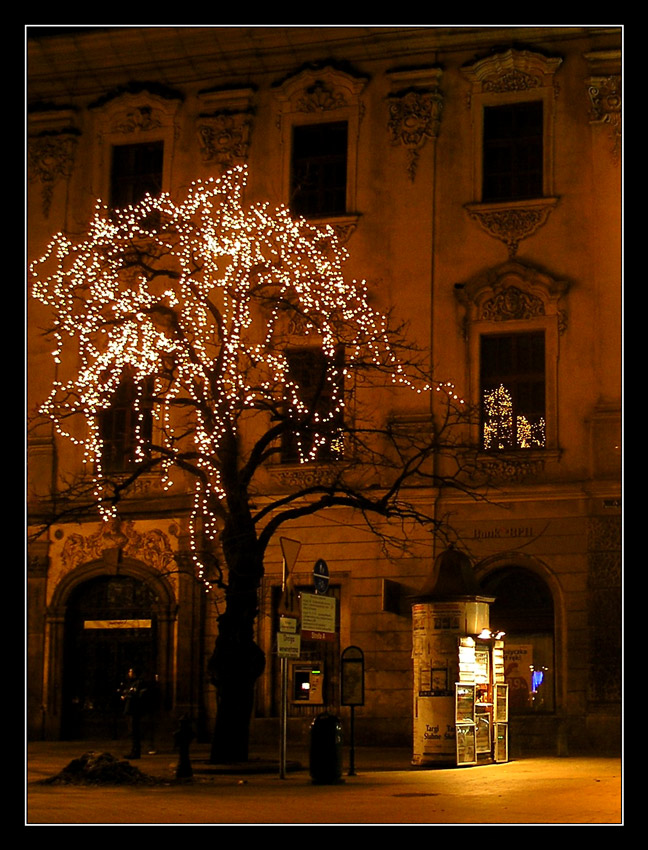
left=27, top=26, right=622, bottom=754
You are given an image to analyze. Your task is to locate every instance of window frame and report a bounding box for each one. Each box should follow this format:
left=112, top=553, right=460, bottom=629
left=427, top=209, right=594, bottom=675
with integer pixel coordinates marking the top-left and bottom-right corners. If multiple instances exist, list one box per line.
left=91, top=90, right=179, bottom=210
left=456, top=262, right=569, bottom=458
left=289, top=119, right=349, bottom=219
left=280, top=345, right=345, bottom=465
left=273, top=65, right=365, bottom=224
left=98, top=375, right=155, bottom=473
left=480, top=330, right=547, bottom=452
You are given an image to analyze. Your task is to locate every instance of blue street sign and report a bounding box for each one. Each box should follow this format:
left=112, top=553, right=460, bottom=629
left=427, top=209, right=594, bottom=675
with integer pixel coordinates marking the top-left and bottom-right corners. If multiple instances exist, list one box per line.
left=313, top=558, right=329, bottom=594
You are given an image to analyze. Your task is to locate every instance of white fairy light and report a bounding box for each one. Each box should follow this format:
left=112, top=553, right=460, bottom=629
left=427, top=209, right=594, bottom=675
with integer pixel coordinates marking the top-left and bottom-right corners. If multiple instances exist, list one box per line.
left=31, top=165, right=463, bottom=587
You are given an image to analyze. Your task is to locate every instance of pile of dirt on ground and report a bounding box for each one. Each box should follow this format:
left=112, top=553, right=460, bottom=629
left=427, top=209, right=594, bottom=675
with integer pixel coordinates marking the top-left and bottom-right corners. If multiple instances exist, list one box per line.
left=39, top=751, right=158, bottom=786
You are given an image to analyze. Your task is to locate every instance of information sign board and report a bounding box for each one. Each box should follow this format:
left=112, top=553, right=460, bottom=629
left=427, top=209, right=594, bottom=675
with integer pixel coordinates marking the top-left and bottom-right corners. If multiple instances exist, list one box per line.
left=300, top=593, right=336, bottom=640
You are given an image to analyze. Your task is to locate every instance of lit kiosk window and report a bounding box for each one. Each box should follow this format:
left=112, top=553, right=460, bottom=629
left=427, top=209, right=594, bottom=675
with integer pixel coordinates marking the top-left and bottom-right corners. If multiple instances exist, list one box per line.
left=480, top=331, right=546, bottom=451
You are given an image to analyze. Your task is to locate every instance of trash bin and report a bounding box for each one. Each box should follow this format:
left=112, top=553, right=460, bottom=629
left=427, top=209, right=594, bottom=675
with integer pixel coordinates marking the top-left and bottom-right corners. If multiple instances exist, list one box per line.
left=309, top=712, right=343, bottom=784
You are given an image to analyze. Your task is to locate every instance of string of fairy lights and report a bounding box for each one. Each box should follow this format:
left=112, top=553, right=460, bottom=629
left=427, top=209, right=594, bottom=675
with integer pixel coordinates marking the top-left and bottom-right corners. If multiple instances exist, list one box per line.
left=31, top=165, right=464, bottom=588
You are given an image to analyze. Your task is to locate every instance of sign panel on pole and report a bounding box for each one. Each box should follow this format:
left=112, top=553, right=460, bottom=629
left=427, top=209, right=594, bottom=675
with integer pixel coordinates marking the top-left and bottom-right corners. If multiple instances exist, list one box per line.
left=301, top=592, right=336, bottom=641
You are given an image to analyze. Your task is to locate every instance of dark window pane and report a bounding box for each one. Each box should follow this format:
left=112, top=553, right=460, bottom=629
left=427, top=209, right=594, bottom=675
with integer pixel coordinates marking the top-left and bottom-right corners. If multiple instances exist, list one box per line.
left=111, top=141, right=164, bottom=209
left=483, top=102, right=543, bottom=202
left=291, top=122, right=348, bottom=217
left=281, top=347, right=344, bottom=463
left=99, top=376, right=154, bottom=471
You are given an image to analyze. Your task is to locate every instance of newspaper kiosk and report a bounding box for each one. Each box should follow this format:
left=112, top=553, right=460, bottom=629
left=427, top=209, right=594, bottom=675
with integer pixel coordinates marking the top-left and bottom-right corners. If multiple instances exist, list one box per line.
left=411, top=546, right=509, bottom=767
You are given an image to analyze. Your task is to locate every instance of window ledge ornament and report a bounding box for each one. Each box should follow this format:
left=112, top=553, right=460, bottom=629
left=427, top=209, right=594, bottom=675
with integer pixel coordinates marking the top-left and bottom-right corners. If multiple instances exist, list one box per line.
left=196, top=87, right=255, bottom=172
left=306, top=214, right=360, bottom=246
left=477, top=449, right=561, bottom=483
left=269, top=463, right=341, bottom=490
left=464, top=197, right=559, bottom=257
left=386, top=67, right=444, bottom=181
left=28, top=110, right=80, bottom=218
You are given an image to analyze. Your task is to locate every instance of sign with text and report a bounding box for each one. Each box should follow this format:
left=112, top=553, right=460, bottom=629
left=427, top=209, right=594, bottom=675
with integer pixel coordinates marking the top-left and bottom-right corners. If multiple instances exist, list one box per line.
left=300, top=592, right=336, bottom=641
left=277, top=631, right=301, bottom=658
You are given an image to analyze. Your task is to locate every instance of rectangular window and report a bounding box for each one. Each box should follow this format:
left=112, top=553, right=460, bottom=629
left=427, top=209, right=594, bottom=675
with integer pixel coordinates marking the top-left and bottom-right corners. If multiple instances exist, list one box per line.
left=290, top=121, right=348, bottom=218
left=110, top=141, right=164, bottom=209
left=481, top=332, right=545, bottom=451
left=99, top=377, right=153, bottom=472
left=281, top=347, right=344, bottom=463
left=482, top=101, right=543, bottom=202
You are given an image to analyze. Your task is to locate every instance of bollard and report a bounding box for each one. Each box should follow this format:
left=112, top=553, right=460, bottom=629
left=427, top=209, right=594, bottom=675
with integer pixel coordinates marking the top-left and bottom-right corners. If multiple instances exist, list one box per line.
left=174, top=714, right=194, bottom=779
left=309, top=712, right=343, bottom=784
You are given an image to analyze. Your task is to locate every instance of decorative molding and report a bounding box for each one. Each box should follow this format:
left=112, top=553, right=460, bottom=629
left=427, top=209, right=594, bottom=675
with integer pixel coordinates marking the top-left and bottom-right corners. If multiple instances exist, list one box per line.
left=28, top=110, right=80, bottom=218
left=464, top=197, right=559, bottom=256
left=196, top=112, right=253, bottom=170
left=386, top=66, right=443, bottom=181
left=461, top=48, right=562, bottom=99
left=196, top=87, right=255, bottom=172
left=270, top=464, right=340, bottom=489
left=584, top=50, right=621, bottom=162
left=476, top=450, right=561, bottom=482
left=455, top=260, right=570, bottom=331
left=273, top=65, right=367, bottom=122
left=387, top=89, right=443, bottom=181
left=60, top=518, right=176, bottom=572
left=92, top=90, right=181, bottom=137
left=480, top=285, right=545, bottom=322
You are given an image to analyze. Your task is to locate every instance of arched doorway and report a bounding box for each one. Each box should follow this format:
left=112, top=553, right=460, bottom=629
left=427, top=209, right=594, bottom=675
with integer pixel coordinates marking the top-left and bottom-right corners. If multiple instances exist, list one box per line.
left=61, top=574, right=159, bottom=740
left=480, top=567, right=556, bottom=714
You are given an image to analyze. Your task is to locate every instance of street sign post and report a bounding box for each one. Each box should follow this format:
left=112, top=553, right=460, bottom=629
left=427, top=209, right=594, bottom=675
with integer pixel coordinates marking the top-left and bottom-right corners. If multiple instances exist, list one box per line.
left=278, top=537, right=301, bottom=779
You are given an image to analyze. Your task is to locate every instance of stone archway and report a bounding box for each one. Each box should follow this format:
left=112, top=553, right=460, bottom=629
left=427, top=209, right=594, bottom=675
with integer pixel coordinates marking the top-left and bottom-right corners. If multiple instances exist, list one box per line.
left=476, top=554, right=566, bottom=753
left=45, top=556, right=177, bottom=741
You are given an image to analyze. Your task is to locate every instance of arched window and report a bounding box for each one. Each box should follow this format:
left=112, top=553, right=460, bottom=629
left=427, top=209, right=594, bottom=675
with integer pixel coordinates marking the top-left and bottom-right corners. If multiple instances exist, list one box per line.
left=480, top=567, right=555, bottom=713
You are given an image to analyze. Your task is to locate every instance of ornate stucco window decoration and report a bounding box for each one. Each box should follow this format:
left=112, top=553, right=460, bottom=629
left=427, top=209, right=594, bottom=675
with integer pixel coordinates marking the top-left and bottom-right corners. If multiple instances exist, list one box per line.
left=386, top=66, right=443, bottom=181
left=461, top=49, right=562, bottom=257
left=28, top=109, right=80, bottom=218
left=584, top=50, right=622, bottom=163
left=90, top=86, right=182, bottom=206
left=196, top=87, right=255, bottom=172
left=455, top=261, right=569, bottom=482
left=273, top=65, right=367, bottom=245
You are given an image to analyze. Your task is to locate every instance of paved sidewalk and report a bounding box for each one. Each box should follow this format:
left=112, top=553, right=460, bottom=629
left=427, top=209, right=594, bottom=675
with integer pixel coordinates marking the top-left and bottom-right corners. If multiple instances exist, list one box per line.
left=26, top=740, right=623, bottom=826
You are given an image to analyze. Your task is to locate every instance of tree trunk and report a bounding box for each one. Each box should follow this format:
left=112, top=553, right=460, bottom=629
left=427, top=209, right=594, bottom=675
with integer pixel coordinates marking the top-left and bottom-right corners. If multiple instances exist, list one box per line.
left=208, top=516, right=265, bottom=763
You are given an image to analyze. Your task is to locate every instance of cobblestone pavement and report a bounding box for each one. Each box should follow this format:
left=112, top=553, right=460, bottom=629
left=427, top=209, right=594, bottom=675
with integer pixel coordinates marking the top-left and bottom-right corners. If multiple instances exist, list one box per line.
left=26, top=741, right=623, bottom=826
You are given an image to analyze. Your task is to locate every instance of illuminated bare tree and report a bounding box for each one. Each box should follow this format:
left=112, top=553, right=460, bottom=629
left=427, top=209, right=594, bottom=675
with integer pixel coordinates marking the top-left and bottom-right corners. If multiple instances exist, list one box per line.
left=30, top=166, right=470, bottom=762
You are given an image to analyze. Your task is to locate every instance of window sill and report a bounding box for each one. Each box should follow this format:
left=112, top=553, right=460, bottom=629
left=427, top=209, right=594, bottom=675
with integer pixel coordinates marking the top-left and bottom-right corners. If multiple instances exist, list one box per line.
left=269, top=461, right=342, bottom=490
left=464, top=197, right=559, bottom=256
left=298, top=213, right=360, bottom=245
left=476, top=448, right=561, bottom=482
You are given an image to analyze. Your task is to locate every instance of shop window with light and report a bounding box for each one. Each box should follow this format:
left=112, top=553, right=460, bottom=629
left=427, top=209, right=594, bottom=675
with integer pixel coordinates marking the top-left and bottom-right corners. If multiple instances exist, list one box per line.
left=480, top=568, right=555, bottom=713
left=281, top=347, right=344, bottom=464
left=290, top=121, right=348, bottom=218
left=482, top=101, right=543, bottom=202
left=480, top=331, right=546, bottom=451
left=99, top=376, right=154, bottom=472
